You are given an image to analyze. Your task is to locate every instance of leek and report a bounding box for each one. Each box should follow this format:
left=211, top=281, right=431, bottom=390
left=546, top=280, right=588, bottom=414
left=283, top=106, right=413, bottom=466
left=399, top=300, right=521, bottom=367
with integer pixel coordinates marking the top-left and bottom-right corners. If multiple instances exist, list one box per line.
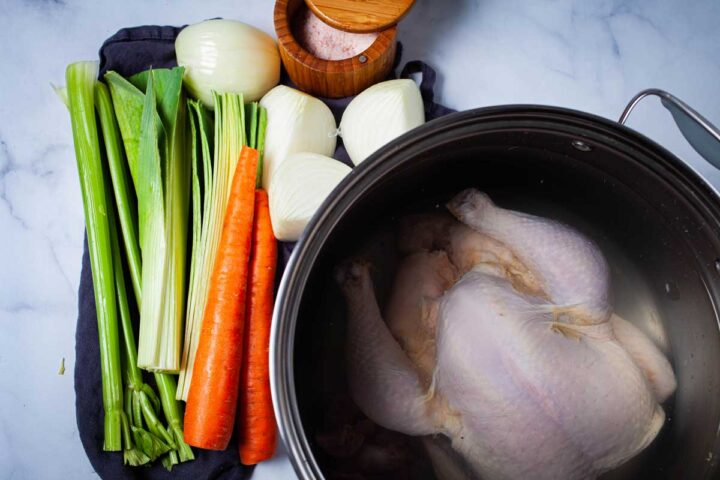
left=104, top=72, right=144, bottom=186
left=65, top=61, right=124, bottom=451
left=177, top=100, right=213, bottom=402
left=128, top=68, right=189, bottom=372
left=107, top=68, right=190, bottom=372
left=102, top=70, right=194, bottom=466
left=177, top=92, right=245, bottom=400
left=135, top=72, right=171, bottom=370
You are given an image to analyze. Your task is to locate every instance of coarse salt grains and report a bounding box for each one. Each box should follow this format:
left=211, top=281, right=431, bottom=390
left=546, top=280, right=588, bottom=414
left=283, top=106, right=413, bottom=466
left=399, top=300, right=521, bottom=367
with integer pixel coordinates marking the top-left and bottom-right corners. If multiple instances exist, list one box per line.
left=292, top=7, right=379, bottom=61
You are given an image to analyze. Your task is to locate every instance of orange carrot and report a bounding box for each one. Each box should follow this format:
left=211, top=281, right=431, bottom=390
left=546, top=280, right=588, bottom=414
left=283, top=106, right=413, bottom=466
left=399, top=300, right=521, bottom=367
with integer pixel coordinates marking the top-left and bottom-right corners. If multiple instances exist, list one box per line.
left=237, top=189, right=278, bottom=464
left=184, top=147, right=259, bottom=450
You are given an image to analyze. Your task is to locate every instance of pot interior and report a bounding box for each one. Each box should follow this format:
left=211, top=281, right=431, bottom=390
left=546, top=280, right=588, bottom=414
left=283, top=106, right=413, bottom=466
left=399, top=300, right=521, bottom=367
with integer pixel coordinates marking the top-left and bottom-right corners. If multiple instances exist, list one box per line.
left=289, top=111, right=720, bottom=479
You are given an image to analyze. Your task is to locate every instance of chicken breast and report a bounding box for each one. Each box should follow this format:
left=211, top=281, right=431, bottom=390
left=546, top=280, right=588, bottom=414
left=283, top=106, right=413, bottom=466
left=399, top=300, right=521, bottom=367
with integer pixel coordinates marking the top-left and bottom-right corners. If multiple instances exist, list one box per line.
left=436, top=271, right=664, bottom=479
left=448, top=189, right=611, bottom=324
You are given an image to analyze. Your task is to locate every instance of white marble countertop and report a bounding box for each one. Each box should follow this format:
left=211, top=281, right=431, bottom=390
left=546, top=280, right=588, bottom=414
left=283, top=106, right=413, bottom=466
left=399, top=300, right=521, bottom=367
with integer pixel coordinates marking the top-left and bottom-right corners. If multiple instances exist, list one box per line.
left=1, top=0, right=719, bottom=478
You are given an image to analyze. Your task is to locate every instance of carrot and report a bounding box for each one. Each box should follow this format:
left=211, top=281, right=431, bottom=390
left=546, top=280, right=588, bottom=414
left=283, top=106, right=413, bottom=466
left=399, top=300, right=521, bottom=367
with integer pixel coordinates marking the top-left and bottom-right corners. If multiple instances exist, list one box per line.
left=237, top=189, right=278, bottom=464
left=184, top=146, right=259, bottom=450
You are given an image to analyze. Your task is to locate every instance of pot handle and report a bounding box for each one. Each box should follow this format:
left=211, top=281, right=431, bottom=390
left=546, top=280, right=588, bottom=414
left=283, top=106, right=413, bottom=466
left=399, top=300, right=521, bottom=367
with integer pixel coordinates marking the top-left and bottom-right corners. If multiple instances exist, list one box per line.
left=619, top=88, right=720, bottom=169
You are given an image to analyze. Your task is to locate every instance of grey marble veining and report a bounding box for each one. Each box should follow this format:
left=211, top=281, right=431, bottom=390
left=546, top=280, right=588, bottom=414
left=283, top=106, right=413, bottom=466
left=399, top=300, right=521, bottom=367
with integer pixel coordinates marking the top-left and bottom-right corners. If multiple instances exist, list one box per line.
left=1, top=0, right=719, bottom=479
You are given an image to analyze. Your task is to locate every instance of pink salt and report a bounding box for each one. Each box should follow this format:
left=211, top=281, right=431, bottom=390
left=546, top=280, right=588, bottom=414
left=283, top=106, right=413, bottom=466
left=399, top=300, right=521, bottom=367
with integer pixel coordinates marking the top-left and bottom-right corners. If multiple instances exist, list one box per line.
left=292, top=7, right=379, bottom=61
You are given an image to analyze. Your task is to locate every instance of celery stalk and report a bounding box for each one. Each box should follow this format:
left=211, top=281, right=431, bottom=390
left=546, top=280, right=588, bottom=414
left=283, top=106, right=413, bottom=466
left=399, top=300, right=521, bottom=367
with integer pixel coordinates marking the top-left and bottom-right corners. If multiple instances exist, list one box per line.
left=108, top=199, right=170, bottom=464
left=130, top=425, right=172, bottom=462
left=156, top=374, right=194, bottom=462
left=95, top=83, right=142, bottom=301
left=65, top=61, right=123, bottom=451
left=177, top=92, right=245, bottom=400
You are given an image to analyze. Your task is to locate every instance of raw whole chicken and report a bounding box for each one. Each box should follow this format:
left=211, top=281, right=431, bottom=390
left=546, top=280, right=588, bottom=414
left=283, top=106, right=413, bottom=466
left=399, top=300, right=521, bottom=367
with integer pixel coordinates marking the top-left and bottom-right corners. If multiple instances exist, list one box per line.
left=336, top=189, right=676, bottom=480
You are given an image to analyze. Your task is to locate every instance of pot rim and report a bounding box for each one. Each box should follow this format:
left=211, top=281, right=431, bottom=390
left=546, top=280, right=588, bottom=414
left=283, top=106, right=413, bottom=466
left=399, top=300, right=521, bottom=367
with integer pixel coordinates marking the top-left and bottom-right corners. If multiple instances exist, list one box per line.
left=269, top=104, right=720, bottom=480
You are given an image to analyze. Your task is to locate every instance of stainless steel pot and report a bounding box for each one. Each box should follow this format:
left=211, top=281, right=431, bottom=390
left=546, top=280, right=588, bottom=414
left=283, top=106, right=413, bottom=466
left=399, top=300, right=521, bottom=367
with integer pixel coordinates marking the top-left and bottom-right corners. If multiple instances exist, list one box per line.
left=271, top=90, right=720, bottom=479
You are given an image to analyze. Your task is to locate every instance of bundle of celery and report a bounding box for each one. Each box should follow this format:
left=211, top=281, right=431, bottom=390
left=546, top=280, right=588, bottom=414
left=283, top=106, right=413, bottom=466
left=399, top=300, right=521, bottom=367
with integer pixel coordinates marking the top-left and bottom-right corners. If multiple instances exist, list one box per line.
left=64, top=61, right=193, bottom=468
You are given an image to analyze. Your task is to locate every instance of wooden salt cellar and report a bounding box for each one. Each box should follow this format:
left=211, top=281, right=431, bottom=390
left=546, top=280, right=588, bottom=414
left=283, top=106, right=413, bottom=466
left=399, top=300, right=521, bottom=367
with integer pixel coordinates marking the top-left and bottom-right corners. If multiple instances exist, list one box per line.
left=274, top=0, right=415, bottom=98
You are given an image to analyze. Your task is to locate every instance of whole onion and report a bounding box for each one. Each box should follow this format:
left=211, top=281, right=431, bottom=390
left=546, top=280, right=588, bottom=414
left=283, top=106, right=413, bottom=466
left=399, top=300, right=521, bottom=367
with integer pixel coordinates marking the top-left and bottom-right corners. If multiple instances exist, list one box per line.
left=176, top=19, right=280, bottom=108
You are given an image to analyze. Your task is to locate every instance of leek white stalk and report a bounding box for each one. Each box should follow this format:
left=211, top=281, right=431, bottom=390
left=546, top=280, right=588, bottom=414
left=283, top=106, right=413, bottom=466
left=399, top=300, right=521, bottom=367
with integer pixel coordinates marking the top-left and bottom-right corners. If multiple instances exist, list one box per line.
left=176, top=19, right=280, bottom=108
left=177, top=92, right=245, bottom=401
left=268, top=152, right=351, bottom=241
left=134, top=68, right=190, bottom=373
left=107, top=68, right=190, bottom=373
left=259, top=85, right=337, bottom=190
left=340, top=79, right=425, bottom=165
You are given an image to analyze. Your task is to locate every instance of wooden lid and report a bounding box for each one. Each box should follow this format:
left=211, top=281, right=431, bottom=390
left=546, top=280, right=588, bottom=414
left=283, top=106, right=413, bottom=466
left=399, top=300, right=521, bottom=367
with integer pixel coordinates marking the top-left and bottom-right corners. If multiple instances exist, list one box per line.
left=305, top=0, right=415, bottom=33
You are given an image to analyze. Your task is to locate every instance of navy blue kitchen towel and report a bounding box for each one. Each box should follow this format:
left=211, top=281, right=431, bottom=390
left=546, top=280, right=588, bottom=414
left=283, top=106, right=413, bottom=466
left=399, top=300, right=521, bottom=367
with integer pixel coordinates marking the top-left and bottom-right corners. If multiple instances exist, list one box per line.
left=76, top=24, right=455, bottom=480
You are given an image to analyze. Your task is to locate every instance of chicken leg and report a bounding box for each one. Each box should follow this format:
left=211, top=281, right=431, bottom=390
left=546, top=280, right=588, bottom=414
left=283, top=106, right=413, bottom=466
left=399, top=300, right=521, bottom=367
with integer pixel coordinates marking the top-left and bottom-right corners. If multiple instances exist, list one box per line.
left=611, top=314, right=677, bottom=402
left=335, top=261, right=438, bottom=437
